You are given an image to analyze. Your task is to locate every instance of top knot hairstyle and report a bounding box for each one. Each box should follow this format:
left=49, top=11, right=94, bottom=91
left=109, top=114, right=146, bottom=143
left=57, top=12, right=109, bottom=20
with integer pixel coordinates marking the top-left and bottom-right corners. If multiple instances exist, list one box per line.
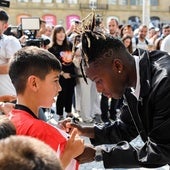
left=74, top=10, right=127, bottom=83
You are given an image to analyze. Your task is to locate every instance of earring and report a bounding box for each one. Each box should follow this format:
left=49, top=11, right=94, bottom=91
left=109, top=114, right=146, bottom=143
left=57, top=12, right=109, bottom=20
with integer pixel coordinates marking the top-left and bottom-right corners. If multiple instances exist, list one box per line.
left=118, top=70, right=121, bottom=73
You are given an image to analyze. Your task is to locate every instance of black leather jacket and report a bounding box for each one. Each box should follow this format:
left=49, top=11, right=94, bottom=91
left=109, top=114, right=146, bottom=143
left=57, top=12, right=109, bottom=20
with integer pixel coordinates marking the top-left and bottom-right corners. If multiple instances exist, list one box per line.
left=91, top=49, right=170, bottom=168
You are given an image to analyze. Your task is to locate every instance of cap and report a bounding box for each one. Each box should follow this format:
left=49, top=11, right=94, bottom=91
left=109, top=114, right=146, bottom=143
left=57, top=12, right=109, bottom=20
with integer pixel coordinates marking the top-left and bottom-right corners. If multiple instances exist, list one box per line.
left=0, top=9, right=9, bottom=21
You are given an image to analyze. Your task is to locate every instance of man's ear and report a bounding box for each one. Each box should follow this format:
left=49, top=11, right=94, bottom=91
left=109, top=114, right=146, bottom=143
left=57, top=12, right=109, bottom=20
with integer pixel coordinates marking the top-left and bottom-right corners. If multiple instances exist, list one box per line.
left=112, top=59, right=123, bottom=74
left=27, top=75, right=40, bottom=92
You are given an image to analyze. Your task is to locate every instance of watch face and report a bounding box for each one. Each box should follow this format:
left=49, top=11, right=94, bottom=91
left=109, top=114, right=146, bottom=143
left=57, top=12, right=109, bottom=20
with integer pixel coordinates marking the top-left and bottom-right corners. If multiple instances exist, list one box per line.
left=95, top=154, right=103, bottom=162
left=95, top=147, right=103, bottom=162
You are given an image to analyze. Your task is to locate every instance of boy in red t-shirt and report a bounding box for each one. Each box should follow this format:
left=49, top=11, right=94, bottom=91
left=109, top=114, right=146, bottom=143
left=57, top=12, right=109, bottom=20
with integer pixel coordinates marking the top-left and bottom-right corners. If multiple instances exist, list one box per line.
left=8, top=46, right=85, bottom=170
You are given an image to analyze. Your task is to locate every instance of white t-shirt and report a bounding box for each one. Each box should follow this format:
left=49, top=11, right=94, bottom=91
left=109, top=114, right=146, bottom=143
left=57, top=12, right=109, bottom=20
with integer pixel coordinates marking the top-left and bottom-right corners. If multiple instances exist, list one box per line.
left=160, top=34, right=170, bottom=54
left=132, top=37, right=149, bottom=52
left=0, top=34, right=22, bottom=95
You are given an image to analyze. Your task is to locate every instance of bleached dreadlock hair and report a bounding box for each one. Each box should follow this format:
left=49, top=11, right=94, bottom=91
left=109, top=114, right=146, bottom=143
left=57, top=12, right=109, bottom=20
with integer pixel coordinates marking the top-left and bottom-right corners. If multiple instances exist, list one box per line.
left=74, top=10, right=129, bottom=83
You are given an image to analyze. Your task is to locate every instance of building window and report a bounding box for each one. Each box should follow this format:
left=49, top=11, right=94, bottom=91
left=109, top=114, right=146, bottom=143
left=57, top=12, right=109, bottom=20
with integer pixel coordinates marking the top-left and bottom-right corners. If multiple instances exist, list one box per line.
left=89, top=0, right=97, bottom=9
left=43, top=0, right=53, bottom=2
left=119, top=0, right=128, bottom=5
left=68, top=0, right=77, bottom=4
left=17, top=0, right=29, bottom=2
left=130, top=0, right=136, bottom=5
left=130, top=0, right=142, bottom=6
left=151, top=0, right=158, bottom=6
left=56, top=0, right=64, bottom=3
left=108, top=0, right=117, bottom=5
left=32, top=0, right=41, bottom=2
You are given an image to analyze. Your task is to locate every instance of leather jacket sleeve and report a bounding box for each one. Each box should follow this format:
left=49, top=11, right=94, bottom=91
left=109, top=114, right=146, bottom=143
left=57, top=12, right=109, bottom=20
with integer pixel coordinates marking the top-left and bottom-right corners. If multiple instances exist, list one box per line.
left=91, top=50, right=170, bottom=168
left=92, top=82, right=170, bottom=168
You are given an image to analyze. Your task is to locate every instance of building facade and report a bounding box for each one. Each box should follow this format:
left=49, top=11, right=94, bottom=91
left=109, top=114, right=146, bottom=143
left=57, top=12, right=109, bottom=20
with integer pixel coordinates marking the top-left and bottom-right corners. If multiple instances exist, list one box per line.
left=2, top=0, right=170, bottom=29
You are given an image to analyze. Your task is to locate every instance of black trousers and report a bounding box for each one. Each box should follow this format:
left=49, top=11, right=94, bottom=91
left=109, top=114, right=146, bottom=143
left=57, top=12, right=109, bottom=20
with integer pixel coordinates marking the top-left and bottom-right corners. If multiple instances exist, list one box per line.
left=100, top=94, right=123, bottom=121
left=56, top=78, right=75, bottom=116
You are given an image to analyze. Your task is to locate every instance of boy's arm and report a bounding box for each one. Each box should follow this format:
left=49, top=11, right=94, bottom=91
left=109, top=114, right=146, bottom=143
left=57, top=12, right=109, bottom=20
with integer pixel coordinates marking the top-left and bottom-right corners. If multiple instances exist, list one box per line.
left=0, top=95, right=16, bottom=102
left=59, top=129, right=85, bottom=169
left=0, top=102, right=15, bottom=115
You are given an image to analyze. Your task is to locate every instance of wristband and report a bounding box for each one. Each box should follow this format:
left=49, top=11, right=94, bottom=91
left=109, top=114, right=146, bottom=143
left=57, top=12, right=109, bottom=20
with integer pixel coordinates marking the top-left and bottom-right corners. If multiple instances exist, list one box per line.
left=95, top=146, right=103, bottom=162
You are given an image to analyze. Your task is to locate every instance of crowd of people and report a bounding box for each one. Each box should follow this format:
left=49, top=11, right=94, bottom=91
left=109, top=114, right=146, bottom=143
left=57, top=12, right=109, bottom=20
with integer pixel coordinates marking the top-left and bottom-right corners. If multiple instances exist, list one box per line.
left=1, top=7, right=170, bottom=170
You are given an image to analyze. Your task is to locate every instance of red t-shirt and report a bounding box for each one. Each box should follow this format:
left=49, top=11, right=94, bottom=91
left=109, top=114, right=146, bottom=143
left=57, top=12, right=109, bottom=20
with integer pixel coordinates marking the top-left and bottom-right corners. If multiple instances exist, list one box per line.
left=8, top=108, right=78, bottom=170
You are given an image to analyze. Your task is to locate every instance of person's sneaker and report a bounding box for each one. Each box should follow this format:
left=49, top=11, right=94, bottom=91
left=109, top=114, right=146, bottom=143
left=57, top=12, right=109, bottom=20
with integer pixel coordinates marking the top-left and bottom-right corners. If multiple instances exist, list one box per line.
left=66, top=113, right=74, bottom=118
left=58, top=115, right=64, bottom=121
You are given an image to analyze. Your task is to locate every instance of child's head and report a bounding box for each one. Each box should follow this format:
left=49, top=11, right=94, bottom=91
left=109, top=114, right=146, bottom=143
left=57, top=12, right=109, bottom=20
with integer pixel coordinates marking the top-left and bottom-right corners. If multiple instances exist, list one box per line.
left=0, top=115, right=16, bottom=139
left=0, top=9, right=9, bottom=22
left=0, top=135, right=63, bottom=170
left=0, top=9, right=9, bottom=34
left=9, top=46, right=62, bottom=94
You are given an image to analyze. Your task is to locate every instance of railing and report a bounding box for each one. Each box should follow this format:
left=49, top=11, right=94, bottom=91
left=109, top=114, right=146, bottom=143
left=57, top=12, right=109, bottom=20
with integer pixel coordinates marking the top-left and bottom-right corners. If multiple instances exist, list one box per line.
left=9, top=0, right=169, bottom=12
left=79, top=3, right=108, bottom=10
left=10, top=0, right=79, bottom=9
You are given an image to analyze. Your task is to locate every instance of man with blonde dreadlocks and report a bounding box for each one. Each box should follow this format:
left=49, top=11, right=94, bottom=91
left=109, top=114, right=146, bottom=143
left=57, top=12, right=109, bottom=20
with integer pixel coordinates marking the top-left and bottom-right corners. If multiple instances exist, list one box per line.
left=63, top=13, right=170, bottom=169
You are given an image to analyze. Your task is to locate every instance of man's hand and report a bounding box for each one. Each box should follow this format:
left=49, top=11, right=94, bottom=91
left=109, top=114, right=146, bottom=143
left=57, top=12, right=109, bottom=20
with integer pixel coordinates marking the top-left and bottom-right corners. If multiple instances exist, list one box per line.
left=58, top=118, right=95, bottom=138
left=58, top=118, right=84, bottom=135
left=75, top=144, right=96, bottom=164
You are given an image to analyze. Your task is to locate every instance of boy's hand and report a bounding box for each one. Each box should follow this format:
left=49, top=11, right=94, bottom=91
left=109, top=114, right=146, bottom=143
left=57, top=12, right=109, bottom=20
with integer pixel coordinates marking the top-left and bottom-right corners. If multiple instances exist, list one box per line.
left=0, top=102, right=15, bottom=115
left=67, top=128, right=85, bottom=158
left=60, top=129, right=84, bottom=168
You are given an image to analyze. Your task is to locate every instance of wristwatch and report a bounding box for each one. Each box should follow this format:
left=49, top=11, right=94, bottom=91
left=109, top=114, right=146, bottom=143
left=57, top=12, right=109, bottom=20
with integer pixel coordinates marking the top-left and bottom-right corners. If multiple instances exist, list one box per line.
left=95, top=146, right=103, bottom=162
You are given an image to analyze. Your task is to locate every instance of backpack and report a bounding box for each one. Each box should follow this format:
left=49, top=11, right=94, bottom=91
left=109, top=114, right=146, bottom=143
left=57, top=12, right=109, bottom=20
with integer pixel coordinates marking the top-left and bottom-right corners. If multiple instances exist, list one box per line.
left=135, top=36, right=149, bottom=45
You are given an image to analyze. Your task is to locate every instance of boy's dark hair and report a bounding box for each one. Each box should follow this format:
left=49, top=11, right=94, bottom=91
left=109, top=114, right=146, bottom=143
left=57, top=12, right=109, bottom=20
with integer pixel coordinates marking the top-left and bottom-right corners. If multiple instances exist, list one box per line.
left=0, top=9, right=9, bottom=21
left=0, top=135, right=63, bottom=170
left=0, top=115, right=16, bottom=139
left=9, top=46, right=62, bottom=94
